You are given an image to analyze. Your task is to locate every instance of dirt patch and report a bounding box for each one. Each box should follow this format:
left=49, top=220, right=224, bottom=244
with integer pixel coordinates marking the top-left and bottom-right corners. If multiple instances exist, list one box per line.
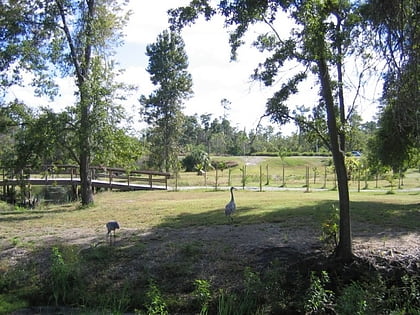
left=244, top=156, right=267, bottom=166
left=2, top=220, right=418, bottom=277
left=1, top=219, right=419, bottom=314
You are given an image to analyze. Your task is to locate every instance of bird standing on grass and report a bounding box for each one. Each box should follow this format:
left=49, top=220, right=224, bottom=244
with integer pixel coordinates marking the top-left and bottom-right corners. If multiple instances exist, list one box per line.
left=106, top=221, right=120, bottom=236
left=225, top=187, right=236, bottom=223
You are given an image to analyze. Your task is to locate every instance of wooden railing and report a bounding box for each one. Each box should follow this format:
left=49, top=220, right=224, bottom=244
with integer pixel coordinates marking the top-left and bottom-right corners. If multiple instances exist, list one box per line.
left=1, top=165, right=171, bottom=191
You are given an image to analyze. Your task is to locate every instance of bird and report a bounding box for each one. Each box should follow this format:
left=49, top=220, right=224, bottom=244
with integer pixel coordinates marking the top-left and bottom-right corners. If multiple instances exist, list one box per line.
left=106, top=221, right=120, bottom=237
left=225, top=187, right=236, bottom=223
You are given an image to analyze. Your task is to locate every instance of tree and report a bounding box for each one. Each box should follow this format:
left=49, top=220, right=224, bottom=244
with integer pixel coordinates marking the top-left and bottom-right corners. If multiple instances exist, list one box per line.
left=140, top=30, right=193, bottom=172
left=169, top=0, right=376, bottom=261
left=361, top=0, right=419, bottom=170
left=0, top=0, right=130, bottom=205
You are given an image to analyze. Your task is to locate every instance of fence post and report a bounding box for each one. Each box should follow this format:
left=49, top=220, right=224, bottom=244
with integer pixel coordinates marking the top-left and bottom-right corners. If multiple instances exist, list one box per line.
left=215, top=168, right=219, bottom=191
left=305, top=166, right=310, bottom=193
left=242, top=165, right=247, bottom=190
left=259, top=165, right=262, bottom=192
left=323, top=166, right=327, bottom=189
left=282, top=164, right=285, bottom=187
left=204, top=166, right=207, bottom=188
left=266, top=164, right=269, bottom=185
left=109, top=170, right=112, bottom=191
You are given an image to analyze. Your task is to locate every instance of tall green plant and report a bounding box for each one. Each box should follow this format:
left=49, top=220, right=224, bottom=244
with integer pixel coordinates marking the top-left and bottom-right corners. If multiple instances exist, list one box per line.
left=140, top=30, right=193, bottom=172
left=304, top=271, right=334, bottom=314
left=320, top=204, right=339, bottom=252
left=144, top=281, right=168, bottom=315
left=50, top=246, right=82, bottom=306
left=193, top=279, right=212, bottom=315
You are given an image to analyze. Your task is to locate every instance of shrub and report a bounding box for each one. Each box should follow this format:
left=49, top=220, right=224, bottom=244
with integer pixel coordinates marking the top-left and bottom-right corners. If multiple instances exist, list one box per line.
left=49, top=246, right=83, bottom=306
left=193, top=279, right=211, bottom=315
left=182, top=149, right=210, bottom=172
left=304, top=271, right=334, bottom=314
left=144, top=281, right=168, bottom=315
left=320, top=204, right=339, bottom=252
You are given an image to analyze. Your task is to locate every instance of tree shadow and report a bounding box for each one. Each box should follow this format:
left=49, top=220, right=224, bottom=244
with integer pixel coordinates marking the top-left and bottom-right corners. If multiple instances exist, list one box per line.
left=1, top=196, right=419, bottom=313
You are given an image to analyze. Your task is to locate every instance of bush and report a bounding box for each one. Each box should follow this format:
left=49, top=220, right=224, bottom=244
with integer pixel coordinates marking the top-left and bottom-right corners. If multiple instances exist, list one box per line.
left=182, top=149, right=210, bottom=172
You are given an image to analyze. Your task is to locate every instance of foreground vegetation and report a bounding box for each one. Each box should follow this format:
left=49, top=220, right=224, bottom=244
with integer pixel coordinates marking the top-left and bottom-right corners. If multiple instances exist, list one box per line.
left=0, top=189, right=419, bottom=314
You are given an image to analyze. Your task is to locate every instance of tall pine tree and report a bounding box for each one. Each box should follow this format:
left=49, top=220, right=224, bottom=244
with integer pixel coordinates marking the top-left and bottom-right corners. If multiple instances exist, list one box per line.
left=140, top=30, right=193, bottom=172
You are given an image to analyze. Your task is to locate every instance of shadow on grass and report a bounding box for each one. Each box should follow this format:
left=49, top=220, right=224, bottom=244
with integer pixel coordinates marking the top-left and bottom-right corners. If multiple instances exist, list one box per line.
left=155, top=198, right=418, bottom=231
left=1, top=196, right=419, bottom=314
left=350, top=201, right=420, bottom=230
left=0, top=204, right=91, bottom=223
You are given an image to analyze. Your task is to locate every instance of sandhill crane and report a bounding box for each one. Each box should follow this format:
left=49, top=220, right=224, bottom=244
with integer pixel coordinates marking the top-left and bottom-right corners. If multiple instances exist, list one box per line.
left=106, top=221, right=120, bottom=236
left=225, top=187, right=236, bottom=223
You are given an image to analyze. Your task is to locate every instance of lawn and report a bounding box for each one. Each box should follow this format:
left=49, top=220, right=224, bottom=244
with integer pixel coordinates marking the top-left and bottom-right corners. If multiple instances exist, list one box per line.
left=173, top=155, right=420, bottom=191
left=0, top=180, right=419, bottom=314
left=1, top=189, right=419, bottom=241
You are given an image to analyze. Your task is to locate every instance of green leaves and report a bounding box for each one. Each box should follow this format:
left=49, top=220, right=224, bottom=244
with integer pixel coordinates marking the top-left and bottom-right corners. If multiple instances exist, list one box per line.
left=141, top=30, right=193, bottom=172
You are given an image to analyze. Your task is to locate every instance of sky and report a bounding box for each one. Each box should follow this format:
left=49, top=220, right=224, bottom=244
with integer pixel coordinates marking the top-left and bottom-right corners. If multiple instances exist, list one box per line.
left=118, top=0, right=295, bottom=134
left=116, top=1, right=382, bottom=135
left=6, top=0, right=382, bottom=136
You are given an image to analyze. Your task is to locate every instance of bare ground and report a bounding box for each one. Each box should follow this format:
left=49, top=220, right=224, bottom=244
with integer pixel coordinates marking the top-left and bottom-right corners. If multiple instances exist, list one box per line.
left=1, top=216, right=419, bottom=315
left=2, top=218, right=419, bottom=282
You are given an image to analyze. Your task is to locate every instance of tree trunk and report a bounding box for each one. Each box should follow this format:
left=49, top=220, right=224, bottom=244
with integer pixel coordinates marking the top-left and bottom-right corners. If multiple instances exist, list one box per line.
left=318, top=55, right=353, bottom=261
left=79, top=86, right=94, bottom=206
left=80, top=150, right=93, bottom=205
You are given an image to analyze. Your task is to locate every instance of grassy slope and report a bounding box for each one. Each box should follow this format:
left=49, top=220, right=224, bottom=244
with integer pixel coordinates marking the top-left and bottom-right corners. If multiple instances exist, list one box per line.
left=176, top=156, right=420, bottom=189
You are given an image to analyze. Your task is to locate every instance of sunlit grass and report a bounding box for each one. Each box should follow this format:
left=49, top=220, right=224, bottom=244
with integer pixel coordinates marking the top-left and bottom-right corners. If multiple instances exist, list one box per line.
left=1, top=189, right=418, bottom=243
left=172, top=156, right=419, bottom=190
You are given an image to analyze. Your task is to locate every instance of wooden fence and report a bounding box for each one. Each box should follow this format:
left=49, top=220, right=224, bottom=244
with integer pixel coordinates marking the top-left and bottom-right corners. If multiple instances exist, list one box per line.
left=0, top=165, right=171, bottom=204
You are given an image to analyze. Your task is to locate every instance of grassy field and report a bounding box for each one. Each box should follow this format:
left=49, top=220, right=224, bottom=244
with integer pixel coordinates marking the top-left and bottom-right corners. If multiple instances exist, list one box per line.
left=173, top=156, right=420, bottom=191
left=1, top=189, right=419, bottom=242
left=0, top=158, right=419, bottom=314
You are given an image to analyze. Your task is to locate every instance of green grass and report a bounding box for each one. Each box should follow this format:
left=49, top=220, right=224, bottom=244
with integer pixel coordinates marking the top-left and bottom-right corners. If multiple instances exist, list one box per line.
left=174, top=156, right=419, bottom=190
left=1, top=189, right=418, bottom=242
left=0, top=188, right=419, bottom=314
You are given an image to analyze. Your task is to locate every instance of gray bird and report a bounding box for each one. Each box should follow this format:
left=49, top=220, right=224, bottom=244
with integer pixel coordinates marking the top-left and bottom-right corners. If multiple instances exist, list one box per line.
left=225, top=187, right=236, bottom=223
left=106, top=221, right=120, bottom=236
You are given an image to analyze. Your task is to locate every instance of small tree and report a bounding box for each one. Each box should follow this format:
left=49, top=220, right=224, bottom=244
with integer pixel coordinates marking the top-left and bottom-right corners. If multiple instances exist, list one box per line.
left=140, top=30, right=193, bottom=172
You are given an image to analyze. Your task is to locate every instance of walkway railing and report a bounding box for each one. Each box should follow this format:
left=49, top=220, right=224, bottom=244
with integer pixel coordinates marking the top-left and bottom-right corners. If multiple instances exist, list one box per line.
left=1, top=165, right=171, bottom=194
